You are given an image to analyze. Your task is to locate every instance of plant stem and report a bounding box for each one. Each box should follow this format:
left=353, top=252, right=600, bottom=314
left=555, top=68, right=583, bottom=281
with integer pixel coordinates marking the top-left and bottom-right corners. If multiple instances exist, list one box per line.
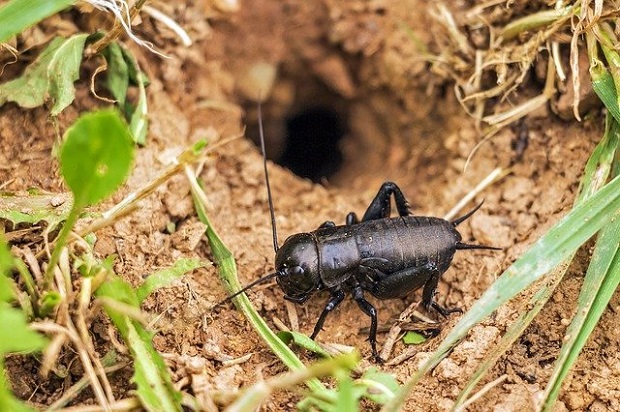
left=87, top=0, right=149, bottom=55
left=43, top=206, right=80, bottom=289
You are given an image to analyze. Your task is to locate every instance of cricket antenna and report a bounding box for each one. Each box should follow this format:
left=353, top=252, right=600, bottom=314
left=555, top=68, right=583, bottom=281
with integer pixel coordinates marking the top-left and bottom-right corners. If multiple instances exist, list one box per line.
left=258, top=101, right=279, bottom=252
left=214, top=101, right=282, bottom=310
left=214, top=271, right=280, bottom=308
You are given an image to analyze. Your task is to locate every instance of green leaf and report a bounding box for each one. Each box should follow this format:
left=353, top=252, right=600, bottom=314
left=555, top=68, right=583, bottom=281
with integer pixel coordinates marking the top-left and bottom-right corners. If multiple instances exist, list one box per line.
left=453, top=106, right=620, bottom=411
left=97, top=275, right=182, bottom=412
left=542, top=208, right=620, bottom=410
left=357, top=368, right=399, bottom=404
left=121, top=47, right=142, bottom=85
left=125, top=319, right=182, bottom=412
left=48, top=34, right=88, bottom=115
left=102, top=43, right=129, bottom=107
left=60, top=109, right=134, bottom=208
left=0, top=358, right=36, bottom=412
left=334, top=370, right=357, bottom=412
left=0, top=237, right=44, bottom=410
left=0, top=304, right=47, bottom=354
left=129, top=72, right=149, bottom=145
left=0, top=0, right=75, bottom=43
left=599, top=29, right=620, bottom=113
left=591, top=60, right=620, bottom=124
left=277, top=330, right=332, bottom=358
left=0, top=273, right=13, bottom=303
left=136, top=258, right=209, bottom=303
left=0, top=235, right=15, bottom=302
left=541, top=118, right=620, bottom=410
left=38, top=291, right=61, bottom=318
left=0, top=193, right=72, bottom=232
left=402, top=331, right=426, bottom=345
left=0, top=34, right=88, bottom=115
left=230, top=353, right=358, bottom=412
left=99, top=44, right=149, bottom=144
left=96, top=276, right=140, bottom=311
left=0, top=38, right=60, bottom=109
left=0, top=235, right=47, bottom=353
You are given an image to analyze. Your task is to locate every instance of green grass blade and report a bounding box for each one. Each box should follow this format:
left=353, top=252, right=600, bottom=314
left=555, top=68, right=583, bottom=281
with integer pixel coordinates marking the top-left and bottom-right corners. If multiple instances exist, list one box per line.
left=334, top=370, right=357, bottom=412
left=453, top=112, right=620, bottom=409
left=192, top=187, right=325, bottom=393
left=384, top=173, right=620, bottom=411
left=577, top=115, right=620, bottom=202
left=542, top=208, right=620, bottom=410
left=0, top=235, right=46, bottom=411
left=97, top=276, right=182, bottom=412
left=541, top=119, right=620, bottom=410
left=129, top=71, right=149, bottom=145
left=277, top=330, right=332, bottom=358
left=136, top=258, right=209, bottom=303
left=499, top=5, right=574, bottom=42
left=599, top=26, right=620, bottom=113
left=226, top=353, right=358, bottom=412
left=0, top=0, right=75, bottom=43
left=357, top=368, right=399, bottom=404
left=0, top=193, right=72, bottom=231
left=451, top=267, right=563, bottom=410
left=0, top=34, right=87, bottom=114
left=125, top=319, right=182, bottom=412
left=591, top=59, right=620, bottom=124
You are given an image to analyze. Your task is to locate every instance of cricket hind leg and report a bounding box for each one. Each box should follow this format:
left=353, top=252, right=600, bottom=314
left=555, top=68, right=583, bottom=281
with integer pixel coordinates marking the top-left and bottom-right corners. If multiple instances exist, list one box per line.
left=361, top=182, right=411, bottom=221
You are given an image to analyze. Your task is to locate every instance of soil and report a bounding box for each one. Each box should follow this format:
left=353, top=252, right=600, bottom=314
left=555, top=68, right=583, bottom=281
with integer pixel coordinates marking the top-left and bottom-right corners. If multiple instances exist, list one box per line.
left=1, top=1, right=619, bottom=411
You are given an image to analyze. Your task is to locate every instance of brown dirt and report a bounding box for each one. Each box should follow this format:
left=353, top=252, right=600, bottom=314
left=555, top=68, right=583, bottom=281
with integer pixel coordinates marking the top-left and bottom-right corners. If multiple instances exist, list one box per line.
left=2, top=1, right=619, bottom=411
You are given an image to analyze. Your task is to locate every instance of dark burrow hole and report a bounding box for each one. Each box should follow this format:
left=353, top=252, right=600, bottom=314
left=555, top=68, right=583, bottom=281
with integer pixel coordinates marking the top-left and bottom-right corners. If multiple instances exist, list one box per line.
left=246, top=103, right=348, bottom=183
left=245, top=79, right=350, bottom=183
left=278, top=105, right=345, bottom=182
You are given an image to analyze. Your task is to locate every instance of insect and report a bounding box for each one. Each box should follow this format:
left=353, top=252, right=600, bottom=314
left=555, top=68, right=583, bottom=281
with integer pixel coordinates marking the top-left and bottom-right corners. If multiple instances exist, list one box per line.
left=225, top=106, right=500, bottom=362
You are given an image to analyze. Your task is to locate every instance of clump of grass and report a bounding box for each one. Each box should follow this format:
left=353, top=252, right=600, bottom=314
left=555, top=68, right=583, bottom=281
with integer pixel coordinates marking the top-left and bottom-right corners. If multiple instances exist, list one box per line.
left=421, top=1, right=618, bottom=130
left=0, top=0, right=179, bottom=54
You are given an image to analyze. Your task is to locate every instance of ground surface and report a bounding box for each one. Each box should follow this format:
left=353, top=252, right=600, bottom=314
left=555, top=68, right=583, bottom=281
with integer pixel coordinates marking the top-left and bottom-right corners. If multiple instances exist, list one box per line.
left=1, top=1, right=620, bottom=411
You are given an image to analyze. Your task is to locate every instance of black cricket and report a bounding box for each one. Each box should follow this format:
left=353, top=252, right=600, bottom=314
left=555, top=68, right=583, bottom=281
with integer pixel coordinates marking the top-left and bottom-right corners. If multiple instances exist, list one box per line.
left=225, top=106, right=500, bottom=362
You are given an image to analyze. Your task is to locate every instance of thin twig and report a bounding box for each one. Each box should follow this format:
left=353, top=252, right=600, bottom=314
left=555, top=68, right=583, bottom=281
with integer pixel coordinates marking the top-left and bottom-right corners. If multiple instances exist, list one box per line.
left=52, top=397, right=140, bottom=412
left=32, top=322, right=112, bottom=411
left=87, top=0, right=162, bottom=57
left=463, top=52, right=557, bottom=171
left=143, top=5, right=192, bottom=46
left=78, top=134, right=241, bottom=237
left=46, top=362, right=128, bottom=411
left=443, top=167, right=508, bottom=221
left=76, top=276, right=116, bottom=402
left=453, top=374, right=508, bottom=412
left=284, top=300, right=299, bottom=332
left=380, top=300, right=421, bottom=362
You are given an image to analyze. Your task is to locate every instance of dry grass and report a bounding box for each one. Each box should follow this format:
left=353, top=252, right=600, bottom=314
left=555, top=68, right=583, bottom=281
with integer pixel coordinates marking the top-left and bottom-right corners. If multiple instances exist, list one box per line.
left=425, top=1, right=619, bottom=128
